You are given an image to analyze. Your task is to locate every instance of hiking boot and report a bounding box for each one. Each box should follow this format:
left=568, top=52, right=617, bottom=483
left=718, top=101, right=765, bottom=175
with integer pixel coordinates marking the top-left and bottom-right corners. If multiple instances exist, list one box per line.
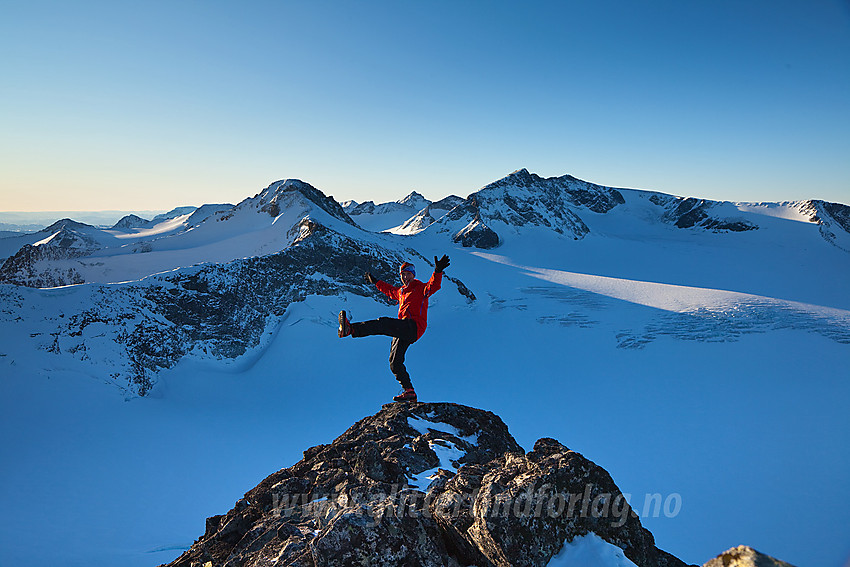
left=393, top=388, right=417, bottom=403
left=338, top=311, right=351, bottom=338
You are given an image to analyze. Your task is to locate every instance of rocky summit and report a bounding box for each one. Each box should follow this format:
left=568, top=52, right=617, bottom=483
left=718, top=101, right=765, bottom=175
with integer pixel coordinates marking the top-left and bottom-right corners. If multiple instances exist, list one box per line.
left=164, top=402, right=689, bottom=567
left=702, top=545, right=798, bottom=567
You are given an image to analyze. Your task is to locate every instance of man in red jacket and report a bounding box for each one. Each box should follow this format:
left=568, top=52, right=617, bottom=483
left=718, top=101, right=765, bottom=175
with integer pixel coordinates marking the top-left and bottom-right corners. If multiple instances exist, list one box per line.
left=338, top=254, right=450, bottom=403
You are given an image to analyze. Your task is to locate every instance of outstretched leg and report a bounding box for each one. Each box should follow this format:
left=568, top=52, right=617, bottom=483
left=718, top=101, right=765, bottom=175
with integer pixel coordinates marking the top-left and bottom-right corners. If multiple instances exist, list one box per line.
left=350, top=317, right=417, bottom=340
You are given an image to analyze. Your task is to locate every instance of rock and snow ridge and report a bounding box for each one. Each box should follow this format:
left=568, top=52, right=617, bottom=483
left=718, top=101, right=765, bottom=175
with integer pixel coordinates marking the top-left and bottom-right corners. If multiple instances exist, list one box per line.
left=343, top=191, right=465, bottom=233
left=163, top=402, right=690, bottom=567
left=0, top=179, right=476, bottom=396
left=0, top=179, right=360, bottom=288
left=422, top=168, right=627, bottom=248
left=3, top=170, right=848, bottom=288
left=411, top=168, right=850, bottom=249
left=1, top=170, right=848, bottom=396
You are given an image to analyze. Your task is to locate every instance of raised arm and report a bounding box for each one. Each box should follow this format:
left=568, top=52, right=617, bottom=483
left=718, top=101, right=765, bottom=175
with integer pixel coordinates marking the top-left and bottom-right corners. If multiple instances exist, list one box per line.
left=375, top=278, right=400, bottom=302
left=424, top=254, right=450, bottom=296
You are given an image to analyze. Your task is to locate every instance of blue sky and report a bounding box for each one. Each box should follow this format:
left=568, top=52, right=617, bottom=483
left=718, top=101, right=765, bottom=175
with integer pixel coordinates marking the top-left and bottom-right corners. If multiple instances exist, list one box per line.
left=1, top=0, right=849, bottom=211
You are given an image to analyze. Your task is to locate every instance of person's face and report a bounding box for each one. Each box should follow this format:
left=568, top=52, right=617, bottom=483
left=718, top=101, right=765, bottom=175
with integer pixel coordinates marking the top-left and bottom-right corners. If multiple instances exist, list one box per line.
left=400, top=270, right=414, bottom=287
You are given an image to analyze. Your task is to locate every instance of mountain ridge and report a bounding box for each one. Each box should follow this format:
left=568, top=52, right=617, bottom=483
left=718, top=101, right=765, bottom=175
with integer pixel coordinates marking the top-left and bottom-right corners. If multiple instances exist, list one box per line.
left=1, top=170, right=849, bottom=394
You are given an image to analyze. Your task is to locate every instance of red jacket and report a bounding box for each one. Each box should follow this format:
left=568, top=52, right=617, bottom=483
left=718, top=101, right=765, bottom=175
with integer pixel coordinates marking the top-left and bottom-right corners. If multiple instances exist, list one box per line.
left=376, top=271, right=442, bottom=340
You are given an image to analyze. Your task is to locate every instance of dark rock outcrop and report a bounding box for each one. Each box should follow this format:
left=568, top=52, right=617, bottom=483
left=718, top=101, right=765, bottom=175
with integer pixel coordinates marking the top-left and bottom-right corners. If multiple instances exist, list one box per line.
left=651, top=196, right=758, bottom=232
left=799, top=199, right=850, bottom=251
left=0, top=220, right=101, bottom=287
left=702, top=545, right=797, bottom=567
left=452, top=213, right=501, bottom=249
left=0, top=243, right=86, bottom=287
left=164, top=403, right=688, bottom=567
left=432, top=437, right=685, bottom=567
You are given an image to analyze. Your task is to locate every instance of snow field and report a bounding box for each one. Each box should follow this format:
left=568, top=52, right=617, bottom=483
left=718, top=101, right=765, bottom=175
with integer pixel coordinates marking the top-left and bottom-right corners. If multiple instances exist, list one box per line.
left=2, top=186, right=850, bottom=566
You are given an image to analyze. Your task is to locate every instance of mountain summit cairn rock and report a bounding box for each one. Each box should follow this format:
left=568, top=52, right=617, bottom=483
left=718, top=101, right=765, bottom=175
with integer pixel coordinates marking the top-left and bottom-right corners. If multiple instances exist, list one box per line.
left=702, top=545, right=798, bottom=567
left=164, top=402, right=690, bottom=567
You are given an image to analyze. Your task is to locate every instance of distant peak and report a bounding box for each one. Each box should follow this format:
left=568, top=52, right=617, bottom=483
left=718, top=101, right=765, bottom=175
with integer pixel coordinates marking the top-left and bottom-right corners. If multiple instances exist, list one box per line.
left=269, top=178, right=307, bottom=189
left=151, top=207, right=197, bottom=224
left=111, top=214, right=151, bottom=231
left=397, top=191, right=430, bottom=209
left=399, top=190, right=424, bottom=201
left=255, top=178, right=356, bottom=226
left=704, top=545, right=798, bottom=567
left=41, top=218, right=94, bottom=232
left=490, top=168, right=539, bottom=188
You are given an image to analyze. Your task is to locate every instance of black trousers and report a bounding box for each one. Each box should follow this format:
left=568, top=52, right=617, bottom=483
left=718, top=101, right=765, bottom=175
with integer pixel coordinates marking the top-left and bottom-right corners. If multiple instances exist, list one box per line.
left=350, top=317, right=418, bottom=390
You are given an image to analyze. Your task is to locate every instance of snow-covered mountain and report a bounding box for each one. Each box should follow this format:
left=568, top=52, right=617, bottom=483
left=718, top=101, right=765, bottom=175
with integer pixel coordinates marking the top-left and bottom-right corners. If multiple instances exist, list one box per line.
left=0, top=178, right=475, bottom=396
left=413, top=168, right=627, bottom=247
left=389, top=168, right=850, bottom=253
left=1, top=170, right=848, bottom=567
left=2, top=170, right=849, bottom=393
left=343, top=191, right=464, bottom=233
left=111, top=214, right=152, bottom=231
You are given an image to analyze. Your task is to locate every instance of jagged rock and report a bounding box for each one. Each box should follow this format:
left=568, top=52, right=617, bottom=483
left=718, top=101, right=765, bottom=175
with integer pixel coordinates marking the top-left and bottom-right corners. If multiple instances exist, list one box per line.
left=428, top=169, right=625, bottom=247
left=484, top=169, right=626, bottom=215
left=163, top=403, right=688, bottom=567
left=814, top=200, right=850, bottom=233
left=703, top=545, right=797, bottom=567
left=799, top=199, right=850, bottom=251
left=452, top=213, right=501, bottom=249
left=651, top=195, right=758, bottom=232
left=432, top=437, right=685, bottom=567
left=0, top=243, right=86, bottom=287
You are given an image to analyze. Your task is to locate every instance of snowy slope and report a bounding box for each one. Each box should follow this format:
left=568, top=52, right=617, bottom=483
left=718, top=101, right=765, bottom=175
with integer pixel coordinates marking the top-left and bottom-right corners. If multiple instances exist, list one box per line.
left=548, top=533, right=639, bottom=567
left=1, top=171, right=849, bottom=567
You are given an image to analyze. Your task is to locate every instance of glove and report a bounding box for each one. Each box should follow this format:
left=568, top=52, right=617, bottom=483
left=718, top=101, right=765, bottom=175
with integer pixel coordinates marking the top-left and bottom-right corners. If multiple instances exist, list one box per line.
left=434, top=254, right=450, bottom=273
left=365, top=272, right=377, bottom=285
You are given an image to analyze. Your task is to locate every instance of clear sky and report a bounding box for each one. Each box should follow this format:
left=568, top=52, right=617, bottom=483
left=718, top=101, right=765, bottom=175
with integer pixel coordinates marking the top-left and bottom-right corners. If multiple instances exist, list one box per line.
left=1, top=0, right=849, bottom=211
